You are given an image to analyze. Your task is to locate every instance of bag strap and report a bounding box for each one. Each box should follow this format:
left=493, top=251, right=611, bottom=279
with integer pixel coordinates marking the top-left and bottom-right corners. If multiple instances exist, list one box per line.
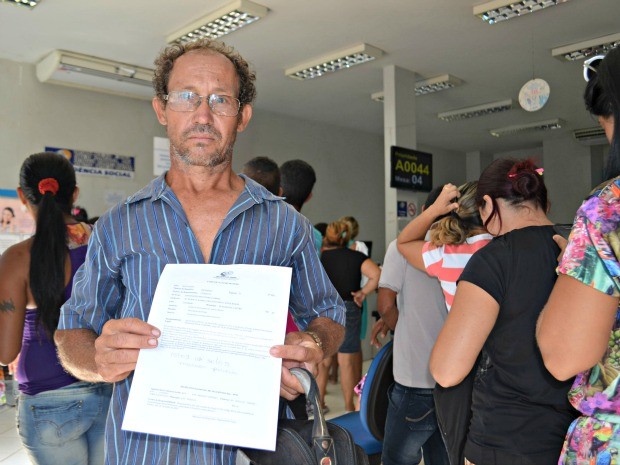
left=290, top=367, right=337, bottom=465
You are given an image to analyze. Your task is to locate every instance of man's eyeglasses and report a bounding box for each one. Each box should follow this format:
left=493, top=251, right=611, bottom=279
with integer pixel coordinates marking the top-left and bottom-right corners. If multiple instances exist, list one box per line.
left=583, top=55, right=605, bottom=82
left=164, top=91, right=241, bottom=117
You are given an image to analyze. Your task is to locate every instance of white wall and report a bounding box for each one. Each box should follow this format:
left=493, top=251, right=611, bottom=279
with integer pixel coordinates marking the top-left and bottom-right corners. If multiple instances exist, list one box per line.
left=232, top=111, right=387, bottom=262
left=0, top=58, right=164, bottom=216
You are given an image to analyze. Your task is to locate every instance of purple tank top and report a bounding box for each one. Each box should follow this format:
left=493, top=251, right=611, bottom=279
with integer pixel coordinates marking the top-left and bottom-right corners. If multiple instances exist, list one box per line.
left=17, top=240, right=88, bottom=395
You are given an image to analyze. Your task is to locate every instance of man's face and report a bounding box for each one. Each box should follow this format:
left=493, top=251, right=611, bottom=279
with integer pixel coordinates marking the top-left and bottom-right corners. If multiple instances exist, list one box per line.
left=152, top=50, right=252, bottom=169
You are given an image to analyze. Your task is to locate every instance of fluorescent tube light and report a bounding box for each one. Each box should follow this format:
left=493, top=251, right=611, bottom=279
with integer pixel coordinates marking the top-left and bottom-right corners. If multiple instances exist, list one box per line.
left=1, top=0, right=41, bottom=8
left=371, top=75, right=462, bottom=101
left=414, top=74, right=463, bottom=96
left=167, top=0, right=268, bottom=45
left=489, top=118, right=565, bottom=137
left=285, top=43, right=383, bottom=80
left=438, top=99, right=513, bottom=122
left=552, top=32, right=620, bottom=61
left=474, top=0, right=569, bottom=24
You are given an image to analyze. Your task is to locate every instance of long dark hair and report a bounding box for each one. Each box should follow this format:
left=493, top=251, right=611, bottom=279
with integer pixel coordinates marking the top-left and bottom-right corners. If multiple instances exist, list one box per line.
left=19, top=152, right=76, bottom=336
left=584, top=47, right=620, bottom=180
left=476, top=158, right=548, bottom=231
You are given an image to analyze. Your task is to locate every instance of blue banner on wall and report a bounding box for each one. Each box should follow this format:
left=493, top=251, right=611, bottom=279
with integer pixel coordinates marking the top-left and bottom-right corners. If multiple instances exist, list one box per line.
left=45, top=146, right=135, bottom=179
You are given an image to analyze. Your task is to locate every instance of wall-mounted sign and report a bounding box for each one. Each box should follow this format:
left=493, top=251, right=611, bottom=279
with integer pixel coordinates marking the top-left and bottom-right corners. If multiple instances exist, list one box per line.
left=0, top=189, right=34, bottom=254
left=397, top=201, right=407, bottom=217
left=46, top=146, right=135, bottom=179
left=390, top=146, right=432, bottom=192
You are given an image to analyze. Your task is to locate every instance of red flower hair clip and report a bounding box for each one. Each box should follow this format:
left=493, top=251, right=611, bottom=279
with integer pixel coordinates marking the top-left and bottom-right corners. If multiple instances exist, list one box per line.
left=508, top=168, right=544, bottom=178
left=38, top=178, right=59, bottom=196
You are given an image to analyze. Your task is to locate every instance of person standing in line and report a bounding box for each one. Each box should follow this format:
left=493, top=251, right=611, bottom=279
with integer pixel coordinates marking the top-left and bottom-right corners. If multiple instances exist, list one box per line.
left=241, top=156, right=282, bottom=196
left=397, top=182, right=492, bottom=464
left=372, top=188, right=449, bottom=465
left=0, top=152, right=111, bottom=465
left=431, top=159, right=577, bottom=465
left=54, top=39, right=345, bottom=465
left=280, top=159, right=323, bottom=253
left=537, top=47, right=620, bottom=464
left=397, top=181, right=492, bottom=311
left=320, top=220, right=381, bottom=412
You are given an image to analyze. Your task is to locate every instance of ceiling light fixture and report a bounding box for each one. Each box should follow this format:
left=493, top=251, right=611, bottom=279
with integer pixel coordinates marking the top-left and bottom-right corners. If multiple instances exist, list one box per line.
left=414, top=74, right=463, bottom=96
left=438, top=99, right=513, bottom=122
left=285, top=43, right=383, bottom=80
left=474, top=0, right=569, bottom=25
left=489, top=118, right=565, bottom=137
left=551, top=32, right=620, bottom=61
left=166, top=0, right=268, bottom=45
left=1, top=0, right=41, bottom=8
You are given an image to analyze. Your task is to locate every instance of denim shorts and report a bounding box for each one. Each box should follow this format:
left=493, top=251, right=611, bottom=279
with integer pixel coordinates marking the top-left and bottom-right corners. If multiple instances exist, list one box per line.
left=338, top=300, right=362, bottom=353
left=16, top=381, right=112, bottom=465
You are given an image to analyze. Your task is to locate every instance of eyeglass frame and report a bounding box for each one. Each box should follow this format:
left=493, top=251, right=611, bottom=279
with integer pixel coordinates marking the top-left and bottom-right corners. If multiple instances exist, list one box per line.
left=163, top=91, right=241, bottom=117
left=583, top=55, right=605, bottom=82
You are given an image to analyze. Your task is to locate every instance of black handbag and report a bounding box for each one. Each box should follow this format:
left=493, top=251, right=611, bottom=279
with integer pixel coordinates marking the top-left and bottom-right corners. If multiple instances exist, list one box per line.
left=236, top=367, right=369, bottom=465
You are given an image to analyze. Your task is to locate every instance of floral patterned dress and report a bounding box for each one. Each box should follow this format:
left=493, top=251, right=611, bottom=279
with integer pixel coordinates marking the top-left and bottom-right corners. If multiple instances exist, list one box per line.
left=557, top=178, right=620, bottom=465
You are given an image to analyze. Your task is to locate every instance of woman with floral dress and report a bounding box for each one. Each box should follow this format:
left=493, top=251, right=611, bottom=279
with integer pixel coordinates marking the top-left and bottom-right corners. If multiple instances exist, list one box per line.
left=537, top=47, right=620, bottom=464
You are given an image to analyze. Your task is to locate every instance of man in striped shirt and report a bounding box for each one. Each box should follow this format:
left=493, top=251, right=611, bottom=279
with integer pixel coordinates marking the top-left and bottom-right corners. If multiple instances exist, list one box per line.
left=54, top=39, right=345, bottom=465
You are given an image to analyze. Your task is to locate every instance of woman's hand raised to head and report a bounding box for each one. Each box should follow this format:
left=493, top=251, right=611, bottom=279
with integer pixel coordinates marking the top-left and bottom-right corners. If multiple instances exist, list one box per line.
left=430, top=183, right=460, bottom=217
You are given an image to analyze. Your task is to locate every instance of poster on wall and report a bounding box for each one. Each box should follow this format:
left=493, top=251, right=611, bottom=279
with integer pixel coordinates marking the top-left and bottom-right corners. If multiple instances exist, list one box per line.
left=0, top=189, right=34, bottom=254
left=390, top=146, right=432, bottom=192
left=46, top=146, right=135, bottom=179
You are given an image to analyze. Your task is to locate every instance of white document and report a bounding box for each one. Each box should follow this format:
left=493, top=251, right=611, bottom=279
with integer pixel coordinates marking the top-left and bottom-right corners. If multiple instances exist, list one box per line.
left=122, top=263, right=292, bottom=450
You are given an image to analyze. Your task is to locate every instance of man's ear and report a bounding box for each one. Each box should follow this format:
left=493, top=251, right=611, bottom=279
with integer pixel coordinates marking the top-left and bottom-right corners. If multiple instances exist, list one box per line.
left=303, top=191, right=313, bottom=204
left=236, top=104, right=253, bottom=133
left=152, top=97, right=167, bottom=126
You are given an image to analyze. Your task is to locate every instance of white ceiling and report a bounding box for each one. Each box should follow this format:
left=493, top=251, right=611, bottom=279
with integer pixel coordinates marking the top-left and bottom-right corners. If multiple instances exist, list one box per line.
left=1, top=0, right=619, bottom=154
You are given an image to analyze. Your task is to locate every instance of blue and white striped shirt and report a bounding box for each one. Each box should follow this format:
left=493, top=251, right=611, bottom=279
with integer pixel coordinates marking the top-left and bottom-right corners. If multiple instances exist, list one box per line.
left=59, top=174, right=345, bottom=465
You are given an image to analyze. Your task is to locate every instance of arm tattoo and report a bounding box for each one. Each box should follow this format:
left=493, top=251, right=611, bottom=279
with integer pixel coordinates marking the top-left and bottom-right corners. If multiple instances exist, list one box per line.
left=0, top=298, right=15, bottom=313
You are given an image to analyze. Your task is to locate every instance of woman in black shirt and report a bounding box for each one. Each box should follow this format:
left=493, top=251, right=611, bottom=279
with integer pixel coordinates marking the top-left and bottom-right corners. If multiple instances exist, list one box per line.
left=430, top=158, right=577, bottom=465
left=319, top=220, right=380, bottom=412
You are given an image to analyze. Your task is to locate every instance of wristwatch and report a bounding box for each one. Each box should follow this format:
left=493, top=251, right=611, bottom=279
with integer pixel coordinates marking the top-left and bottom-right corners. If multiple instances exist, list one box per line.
left=304, top=331, right=323, bottom=351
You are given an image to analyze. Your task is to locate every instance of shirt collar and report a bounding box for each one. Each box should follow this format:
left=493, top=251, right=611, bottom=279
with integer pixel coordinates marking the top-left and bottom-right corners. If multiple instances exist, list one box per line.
left=125, top=172, right=284, bottom=205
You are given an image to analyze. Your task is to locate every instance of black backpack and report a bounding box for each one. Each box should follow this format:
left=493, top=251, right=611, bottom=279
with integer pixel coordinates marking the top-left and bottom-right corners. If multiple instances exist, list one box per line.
left=237, top=368, right=369, bottom=465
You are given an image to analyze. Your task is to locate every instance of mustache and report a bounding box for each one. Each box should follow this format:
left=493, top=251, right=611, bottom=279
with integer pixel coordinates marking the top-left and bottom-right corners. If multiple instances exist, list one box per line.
left=184, top=125, right=221, bottom=139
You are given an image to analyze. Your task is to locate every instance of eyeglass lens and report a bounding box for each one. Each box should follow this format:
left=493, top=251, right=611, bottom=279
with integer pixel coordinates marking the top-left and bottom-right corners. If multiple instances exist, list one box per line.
left=166, top=92, right=239, bottom=116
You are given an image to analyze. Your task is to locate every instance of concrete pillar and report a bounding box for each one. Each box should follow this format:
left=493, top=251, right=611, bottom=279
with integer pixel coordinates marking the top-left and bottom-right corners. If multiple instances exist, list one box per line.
left=383, top=65, right=419, bottom=246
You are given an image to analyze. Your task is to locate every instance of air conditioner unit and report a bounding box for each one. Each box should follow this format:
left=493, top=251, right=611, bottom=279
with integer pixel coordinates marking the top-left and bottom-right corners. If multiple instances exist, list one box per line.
left=36, top=50, right=154, bottom=100
left=573, top=126, right=608, bottom=145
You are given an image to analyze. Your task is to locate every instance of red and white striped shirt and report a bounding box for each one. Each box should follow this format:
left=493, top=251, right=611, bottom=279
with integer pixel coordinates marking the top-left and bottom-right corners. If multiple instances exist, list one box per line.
left=422, top=233, right=493, bottom=310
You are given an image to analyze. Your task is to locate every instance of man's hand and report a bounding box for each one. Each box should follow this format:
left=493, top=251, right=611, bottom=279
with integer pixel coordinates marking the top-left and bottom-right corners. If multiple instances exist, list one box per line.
left=370, top=319, right=390, bottom=348
left=269, top=331, right=323, bottom=400
left=94, top=317, right=160, bottom=383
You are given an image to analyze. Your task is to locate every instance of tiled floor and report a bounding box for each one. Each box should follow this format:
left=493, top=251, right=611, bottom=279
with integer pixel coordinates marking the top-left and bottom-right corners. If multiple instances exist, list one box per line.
left=0, top=405, right=29, bottom=465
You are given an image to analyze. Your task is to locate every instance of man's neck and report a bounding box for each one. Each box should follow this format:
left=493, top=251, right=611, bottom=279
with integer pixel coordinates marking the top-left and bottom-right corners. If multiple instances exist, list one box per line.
left=166, top=163, right=244, bottom=198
